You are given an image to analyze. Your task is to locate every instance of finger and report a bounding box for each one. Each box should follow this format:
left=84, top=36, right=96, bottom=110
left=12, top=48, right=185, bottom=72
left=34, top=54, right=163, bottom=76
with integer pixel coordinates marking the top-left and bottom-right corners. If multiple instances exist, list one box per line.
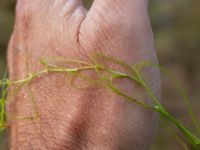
left=14, top=0, right=87, bottom=35
left=85, top=0, right=150, bottom=32
left=16, top=0, right=84, bottom=7
left=16, top=0, right=86, bottom=18
left=79, top=0, right=153, bottom=52
left=90, top=0, right=149, bottom=17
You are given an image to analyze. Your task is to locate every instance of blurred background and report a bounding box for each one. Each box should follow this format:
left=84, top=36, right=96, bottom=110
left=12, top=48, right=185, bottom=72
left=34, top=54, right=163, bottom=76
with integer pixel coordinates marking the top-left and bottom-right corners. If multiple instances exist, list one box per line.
left=0, top=0, right=199, bottom=149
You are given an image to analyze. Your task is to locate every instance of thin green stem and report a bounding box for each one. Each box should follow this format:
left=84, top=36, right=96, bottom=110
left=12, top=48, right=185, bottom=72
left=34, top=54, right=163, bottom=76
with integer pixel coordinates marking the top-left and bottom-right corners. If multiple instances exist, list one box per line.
left=159, top=66, right=200, bottom=133
left=153, top=105, right=200, bottom=148
left=0, top=56, right=199, bottom=149
left=168, top=126, right=190, bottom=150
left=108, top=84, right=150, bottom=108
left=131, top=64, right=200, bottom=148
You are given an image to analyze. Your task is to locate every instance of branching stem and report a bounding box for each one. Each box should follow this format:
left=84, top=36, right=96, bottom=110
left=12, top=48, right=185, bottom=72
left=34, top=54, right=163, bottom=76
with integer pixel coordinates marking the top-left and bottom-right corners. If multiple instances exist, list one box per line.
left=0, top=55, right=199, bottom=149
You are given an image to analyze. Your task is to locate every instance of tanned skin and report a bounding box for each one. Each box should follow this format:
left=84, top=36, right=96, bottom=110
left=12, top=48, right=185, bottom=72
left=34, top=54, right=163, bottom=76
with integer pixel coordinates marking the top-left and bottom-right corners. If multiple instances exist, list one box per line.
left=7, top=0, right=160, bottom=149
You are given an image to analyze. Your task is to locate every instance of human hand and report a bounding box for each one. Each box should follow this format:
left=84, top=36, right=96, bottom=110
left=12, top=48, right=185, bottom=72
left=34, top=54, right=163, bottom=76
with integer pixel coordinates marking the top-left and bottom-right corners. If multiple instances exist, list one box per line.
left=7, top=0, right=160, bottom=149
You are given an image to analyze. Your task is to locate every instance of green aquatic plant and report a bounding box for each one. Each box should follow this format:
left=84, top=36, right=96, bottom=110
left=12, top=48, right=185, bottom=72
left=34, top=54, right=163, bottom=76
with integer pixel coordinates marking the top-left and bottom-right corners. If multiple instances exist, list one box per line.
left=0, top=53, right=200, bottom=149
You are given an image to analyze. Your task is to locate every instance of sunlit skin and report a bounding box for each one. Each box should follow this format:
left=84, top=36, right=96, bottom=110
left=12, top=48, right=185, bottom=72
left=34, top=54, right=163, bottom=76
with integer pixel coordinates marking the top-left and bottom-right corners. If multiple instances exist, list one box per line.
left=7, top=0, right=160, bottom=149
